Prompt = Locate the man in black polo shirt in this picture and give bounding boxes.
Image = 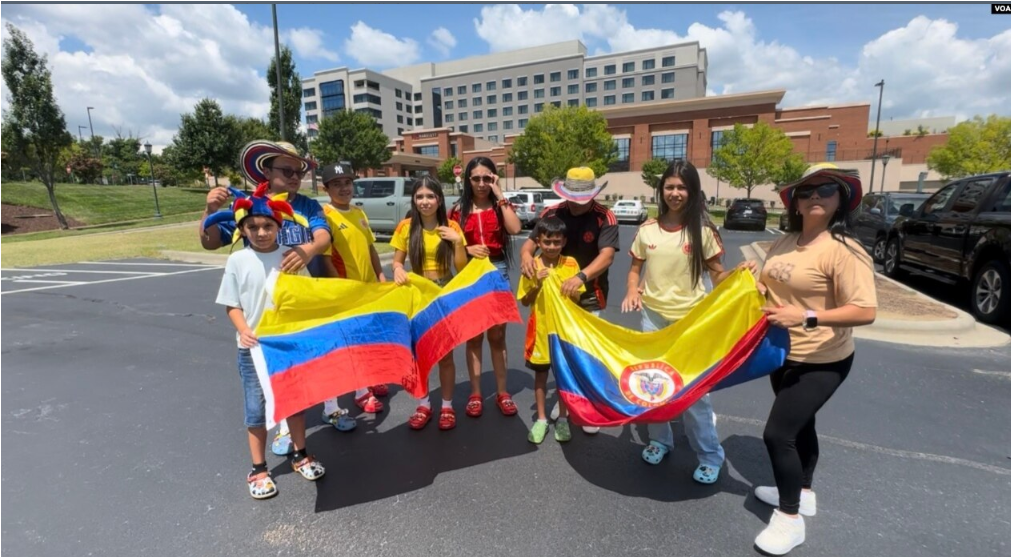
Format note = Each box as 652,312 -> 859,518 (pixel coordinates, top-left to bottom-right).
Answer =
519,167 -> 619,433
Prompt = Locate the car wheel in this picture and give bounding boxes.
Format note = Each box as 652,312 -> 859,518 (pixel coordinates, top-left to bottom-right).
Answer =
883,237 -> 906,278
872,236 -> 887,263
971,260 -> 1008,326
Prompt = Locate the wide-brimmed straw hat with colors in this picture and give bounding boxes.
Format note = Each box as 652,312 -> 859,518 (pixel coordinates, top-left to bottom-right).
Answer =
777,162 -> 863,212
552,167 -> 608,205
239,140 -> 317,184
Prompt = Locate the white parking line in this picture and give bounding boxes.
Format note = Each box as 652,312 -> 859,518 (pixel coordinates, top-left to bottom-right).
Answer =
77,261 -> 219,268
767,228 -> 785,235
1,268 -> 161,275
1,267 -> 220,295
6,279 -> 84,285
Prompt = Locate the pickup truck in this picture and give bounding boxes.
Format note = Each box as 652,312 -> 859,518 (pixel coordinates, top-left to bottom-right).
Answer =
328,177 -> 459,235
883,171 -> 1010,325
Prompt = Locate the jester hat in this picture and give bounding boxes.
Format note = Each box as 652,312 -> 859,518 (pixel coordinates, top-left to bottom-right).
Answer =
202,186 -> 309,244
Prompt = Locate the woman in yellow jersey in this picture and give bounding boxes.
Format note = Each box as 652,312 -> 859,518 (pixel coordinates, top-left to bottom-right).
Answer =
391,176 -> 468,431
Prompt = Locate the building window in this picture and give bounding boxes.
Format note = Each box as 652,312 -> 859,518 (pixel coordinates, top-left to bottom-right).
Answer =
396,115 -> 403,124
550,86 -> 561,97
308,129 -> 318,139
444,100 -> 453,110
585,97 -> 598,108
407,117 -> 413,125
488,122 -> 498,131
622,77 -> 635,88
472,83 -> 482,93
517,76 -> 528,87
604,64 -> 616,75
662,72 -> 675,84
518,90 -> 529,101
622,93 -> 634,103
320,79 -> 346,118
457,99 -> 467,108
416,119 -> 423,126
652,133 -> 688,162
711,130 -> 726,161
550,71 -> 561,82
443,87 -> 453,97
457,85 -> 467,95
472,97 -> 482,107
519,118 -> 528,129
303,88 -> 315,97
610,137 -> 630,172
473,110 -> 482,120
502,78 -> 512,89
643,59 -> 656,70
567,69 -> 579,80
551,100 -> 561,108
487,108 -> 497,118
662,55 -> 676,67
459,125 -> 468,133
518,105 -> 529,115
445,114 -> 454,123
414,145 -> 439,157
352,93 -> 382,104
367,81 -> 380,91
488,135 -> 498,143
586,67 -> 598,78
415,105 -> 423,113
534,73 -> 545,84
306,114 -> 318,124
474,123 -> 483,133
604,95 -> 616,106
395,89 -> 402,98
354,80 -> 365,88
585,82 -> 598,93
397,127 -> 404,136
503,120 -> 513,130
604,80 -> 616,91
459,112 -> 467,121
304,101 -> 317,111
661,88 -> 675,99
502,92 -> 513,103
534,88 -> 545,99
622,61 -> 635,73
503,106 -> 513,116
642,75 -> 655,86
354,107 -> 382,119
567,84 -> 579,95
534,103 -> 544,113
486,81 -> 496,91
414,92 -> 421,101
396,101 -> 403,111
826,141 -> 837,162
450,142 -> 457,157
487,95 -> 496,105
567,99 -> 579,107
641,91 -> 655,102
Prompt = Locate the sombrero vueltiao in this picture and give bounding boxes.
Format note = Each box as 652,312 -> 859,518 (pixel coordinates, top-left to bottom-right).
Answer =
552,167 -> 608,205
777,162 -> 863,212
239,140 -> 317,184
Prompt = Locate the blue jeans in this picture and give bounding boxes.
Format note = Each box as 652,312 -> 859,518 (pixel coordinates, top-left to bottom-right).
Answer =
641,305 -> 725,469
237,348 -> 267,428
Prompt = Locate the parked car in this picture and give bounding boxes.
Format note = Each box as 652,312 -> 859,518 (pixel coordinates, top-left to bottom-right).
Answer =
612,200 -> 648,224
883,171 -> 1010,325
724,199 -> 768,231
326,177 -> 460,235
778,211 -> 791,232
506,191 -> 544,228
853,192 -> 931,262
524,189 -> 566,210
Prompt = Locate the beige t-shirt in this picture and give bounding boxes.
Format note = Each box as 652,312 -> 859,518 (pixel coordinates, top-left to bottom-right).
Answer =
630,222 -> 724,321
760,233 -> 877,363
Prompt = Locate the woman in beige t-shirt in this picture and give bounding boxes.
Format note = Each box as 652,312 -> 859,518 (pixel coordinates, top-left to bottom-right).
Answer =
752,164 -> 877,556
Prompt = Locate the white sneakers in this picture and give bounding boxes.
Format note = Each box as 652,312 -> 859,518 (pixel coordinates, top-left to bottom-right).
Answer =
754,485 -> 817,516
754,510 -> 805,556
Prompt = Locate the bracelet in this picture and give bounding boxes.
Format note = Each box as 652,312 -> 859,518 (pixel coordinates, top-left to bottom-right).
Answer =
497,198 -> 511,209
576,271 -> 588,284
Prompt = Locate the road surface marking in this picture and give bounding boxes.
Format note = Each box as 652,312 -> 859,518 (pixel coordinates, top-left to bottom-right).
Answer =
77,261 -> 220,268
1,268 -> 161,275
0,267 -> 220,295
972,368 -> 1010,378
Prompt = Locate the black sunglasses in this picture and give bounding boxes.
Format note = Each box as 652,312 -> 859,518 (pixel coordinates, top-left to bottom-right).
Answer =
795,183 -> 839,200
268,165 -> 307,179
469,174 -> 497,185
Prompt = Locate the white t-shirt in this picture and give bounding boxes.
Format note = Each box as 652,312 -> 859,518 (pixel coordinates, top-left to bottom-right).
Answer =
215,246 -> 307,347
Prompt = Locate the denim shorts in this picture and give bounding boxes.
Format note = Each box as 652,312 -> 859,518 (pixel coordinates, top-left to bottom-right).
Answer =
237,348 -> 267,428
490,257 -> 510,282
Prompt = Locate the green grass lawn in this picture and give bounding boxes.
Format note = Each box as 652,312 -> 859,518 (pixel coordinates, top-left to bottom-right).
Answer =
2,182 -> 208,225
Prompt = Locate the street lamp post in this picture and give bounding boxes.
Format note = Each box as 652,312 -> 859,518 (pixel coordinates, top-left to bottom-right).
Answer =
271,4 -> 286,141
86,106 -> 98,157
77,125 -> 87,142
869,80 -> 884,193
880,154 -> 891,193
143,142 -> 162,218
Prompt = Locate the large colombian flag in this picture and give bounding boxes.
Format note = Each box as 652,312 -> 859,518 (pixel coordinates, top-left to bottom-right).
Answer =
545,269 -> 789,427
251,259 -> 520,428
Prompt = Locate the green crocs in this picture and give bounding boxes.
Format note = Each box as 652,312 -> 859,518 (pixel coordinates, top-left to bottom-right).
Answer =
554,419 -> 572,442
528,420 -> 549,444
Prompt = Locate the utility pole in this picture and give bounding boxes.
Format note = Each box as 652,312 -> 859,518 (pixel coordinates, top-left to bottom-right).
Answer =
272,4 -> 286,141
869,80 -> 884,193
86,106 -> 98,157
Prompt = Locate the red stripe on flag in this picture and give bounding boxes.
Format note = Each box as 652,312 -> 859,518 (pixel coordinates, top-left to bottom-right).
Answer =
414,291 -> 520,373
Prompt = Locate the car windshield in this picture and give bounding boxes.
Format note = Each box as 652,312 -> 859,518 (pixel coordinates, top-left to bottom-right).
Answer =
887,196 -> 927,215
615,201 -> 635,207
540,191 -> 562,200
734,200 -> 765,210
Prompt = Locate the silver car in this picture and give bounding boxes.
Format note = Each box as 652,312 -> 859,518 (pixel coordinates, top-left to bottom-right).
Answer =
612,200 -> 648,224
506,192 -> 544,228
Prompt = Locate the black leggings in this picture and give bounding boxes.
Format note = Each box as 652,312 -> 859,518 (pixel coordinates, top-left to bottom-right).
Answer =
762,353 -> 854,515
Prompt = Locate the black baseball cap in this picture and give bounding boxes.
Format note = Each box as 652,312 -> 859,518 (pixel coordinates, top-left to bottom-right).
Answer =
321,161 -> 356,184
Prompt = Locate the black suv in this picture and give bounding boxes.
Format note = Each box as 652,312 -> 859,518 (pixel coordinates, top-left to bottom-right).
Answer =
724,199 -> 768,231
884,172 -> 1010,325
854,192 -> 931,262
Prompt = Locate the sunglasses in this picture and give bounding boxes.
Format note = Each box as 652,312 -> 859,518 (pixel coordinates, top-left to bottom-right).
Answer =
268,165 -> 307,179
795,183 -> 839,200
469,175 -> 497,185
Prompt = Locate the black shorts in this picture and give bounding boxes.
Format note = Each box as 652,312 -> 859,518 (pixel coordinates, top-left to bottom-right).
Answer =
526,361 -> 551,373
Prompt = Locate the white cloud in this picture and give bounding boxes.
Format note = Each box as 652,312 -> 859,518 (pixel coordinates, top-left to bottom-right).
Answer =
0,5 -> 333,150
344,21 -> 419,68
428,27 -> 456,57
472,5 -> 1010,121
286,28 -> 339,62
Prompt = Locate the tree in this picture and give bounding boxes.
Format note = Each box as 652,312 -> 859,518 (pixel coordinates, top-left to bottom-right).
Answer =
437,156 -> 462,184
776,154 -> 808,186
641,158 -> 669,189
926,115 -> 1011,179
507,105 -> 616,186
60,142 -> 104,183
2,24 -> 74,228
706,122 -> 798,199
309,110 -> 390,171
267,46 -> 305,150
169,98 -> 240,187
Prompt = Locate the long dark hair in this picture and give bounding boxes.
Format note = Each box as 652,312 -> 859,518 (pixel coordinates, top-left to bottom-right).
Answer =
656,160 -> 718,289
408,176 -> 453,275
455,156 -> 513,269
787,182 -> 856,244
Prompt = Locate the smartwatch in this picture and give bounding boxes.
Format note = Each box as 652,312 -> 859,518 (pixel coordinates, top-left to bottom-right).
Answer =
803,310 -> 818,330
576,271 -> 588,284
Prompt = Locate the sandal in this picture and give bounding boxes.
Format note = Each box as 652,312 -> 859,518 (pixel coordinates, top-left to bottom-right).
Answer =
465,394 -> 483,418
355,392 -> 384,413
693,464 -> 721,485
370,384 -> 390,397
496,392 -> 518,416
438,407 -> 456,430
408,406 -> 432,430
322,409 -> 357,432
642,441 -> 670,465
271,429 -> 293,456
291,455 -> 325,481
247,471 -> 278,500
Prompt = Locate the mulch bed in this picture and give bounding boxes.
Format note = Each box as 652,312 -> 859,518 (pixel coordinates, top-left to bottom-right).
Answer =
2,203 -> 86,235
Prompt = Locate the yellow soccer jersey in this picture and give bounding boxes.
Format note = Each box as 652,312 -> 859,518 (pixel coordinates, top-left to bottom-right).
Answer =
324,204 -> 377,282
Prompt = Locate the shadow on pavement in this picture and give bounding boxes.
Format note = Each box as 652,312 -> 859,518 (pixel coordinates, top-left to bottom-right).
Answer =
722,434 -> 778,522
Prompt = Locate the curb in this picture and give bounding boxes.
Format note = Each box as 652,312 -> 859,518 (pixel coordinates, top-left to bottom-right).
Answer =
159,250 -> 396,267
747,241 -> 1009,348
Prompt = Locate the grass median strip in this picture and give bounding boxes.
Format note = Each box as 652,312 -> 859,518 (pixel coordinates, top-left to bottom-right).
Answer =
2,182 -> 209,225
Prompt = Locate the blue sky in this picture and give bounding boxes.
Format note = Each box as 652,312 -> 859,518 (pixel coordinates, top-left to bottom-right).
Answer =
1,3 -> 1008,148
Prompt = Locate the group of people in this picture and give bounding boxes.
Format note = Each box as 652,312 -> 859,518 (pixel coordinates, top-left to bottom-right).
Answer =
201,139 -> 877,556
